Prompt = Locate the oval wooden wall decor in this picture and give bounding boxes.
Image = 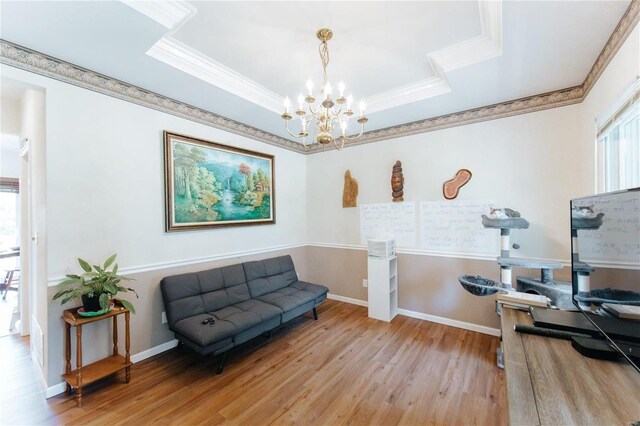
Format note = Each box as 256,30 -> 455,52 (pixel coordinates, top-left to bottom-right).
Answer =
443,169 -> 472,200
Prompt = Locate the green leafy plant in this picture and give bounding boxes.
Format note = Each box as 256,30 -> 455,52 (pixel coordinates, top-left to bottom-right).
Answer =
52,254 -> 138,314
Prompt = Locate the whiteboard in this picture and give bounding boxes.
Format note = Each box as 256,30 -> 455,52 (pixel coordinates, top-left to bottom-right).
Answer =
577,191 -> 640,265
419,200 -> 499,255
360,202 -> 417,247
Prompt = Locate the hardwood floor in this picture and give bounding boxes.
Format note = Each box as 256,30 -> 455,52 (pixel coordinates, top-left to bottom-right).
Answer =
2,300 -> 506,425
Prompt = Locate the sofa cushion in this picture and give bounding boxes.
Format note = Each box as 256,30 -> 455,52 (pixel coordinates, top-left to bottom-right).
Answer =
197,264 -> 251,312
212,299 -> 282,333
173,299 -> 281,347
290,281 -> 329,301
161,273 -> 206,329
256,287 -> 317,313
160,263 -> 250,330
173,313 -> 237,347
243,255 -> 298,298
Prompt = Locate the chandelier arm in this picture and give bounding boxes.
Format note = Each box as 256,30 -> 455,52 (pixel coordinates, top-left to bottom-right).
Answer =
334,136 -> 345,151
340,124 -> 366,141
284,120 -> 305,140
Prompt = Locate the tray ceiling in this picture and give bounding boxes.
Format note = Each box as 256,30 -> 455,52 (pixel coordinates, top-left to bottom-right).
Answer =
0,0 -> 631,144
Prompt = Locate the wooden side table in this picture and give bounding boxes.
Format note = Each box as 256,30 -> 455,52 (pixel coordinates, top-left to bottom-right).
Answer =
62,303 -> 132,407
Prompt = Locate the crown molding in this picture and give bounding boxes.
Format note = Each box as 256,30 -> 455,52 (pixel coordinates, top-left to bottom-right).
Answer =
364,74 -> 451,115
147,36 -> 283,114
365,0 -> 502,114
428,0 -> 502,74
120,0 -> 195,30
0,40 -> 305,154
0,0 -> 636,156
582,0 -> 640,99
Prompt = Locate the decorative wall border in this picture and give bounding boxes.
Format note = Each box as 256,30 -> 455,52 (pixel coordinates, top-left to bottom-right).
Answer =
306,85 -> 584,153
0,40 -> 306,154
0,0 -> 637,155
582,0 -> 640,99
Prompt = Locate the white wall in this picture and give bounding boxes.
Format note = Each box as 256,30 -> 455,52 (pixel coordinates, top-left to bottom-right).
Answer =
308,104 -> 584,261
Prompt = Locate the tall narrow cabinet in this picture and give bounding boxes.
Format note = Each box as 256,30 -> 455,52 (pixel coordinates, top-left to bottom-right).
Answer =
367,239 -> 398,322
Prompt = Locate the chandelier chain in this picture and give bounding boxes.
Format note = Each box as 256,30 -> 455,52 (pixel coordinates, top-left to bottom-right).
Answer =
319,40 -> 330,86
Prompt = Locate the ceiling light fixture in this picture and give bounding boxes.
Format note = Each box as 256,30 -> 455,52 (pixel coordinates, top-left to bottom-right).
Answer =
281,28 -> 368,150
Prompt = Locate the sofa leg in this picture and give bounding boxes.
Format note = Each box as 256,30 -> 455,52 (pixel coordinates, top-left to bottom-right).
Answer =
216,352 -> 227,375
313,307 -> 318,321
267,329 -> 272,339
177,340 -> 183,348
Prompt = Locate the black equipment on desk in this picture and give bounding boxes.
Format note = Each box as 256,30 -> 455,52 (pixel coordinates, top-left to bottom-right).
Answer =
562,188 -> 640,372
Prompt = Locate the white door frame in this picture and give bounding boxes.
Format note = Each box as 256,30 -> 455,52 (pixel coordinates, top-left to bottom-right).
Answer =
18,138 -> 31,336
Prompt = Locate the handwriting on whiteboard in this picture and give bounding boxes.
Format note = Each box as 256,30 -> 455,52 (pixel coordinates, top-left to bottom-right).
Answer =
360,202 -> 417,247
577,191 -> 640,265
420,200 -> 498,255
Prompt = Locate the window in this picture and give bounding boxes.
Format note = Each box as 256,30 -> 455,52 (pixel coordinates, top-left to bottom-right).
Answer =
596,79 -> 640,192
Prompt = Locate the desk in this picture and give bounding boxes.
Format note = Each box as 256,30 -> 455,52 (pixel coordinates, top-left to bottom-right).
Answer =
500,307 -> 640,425
62,303 -> 132,407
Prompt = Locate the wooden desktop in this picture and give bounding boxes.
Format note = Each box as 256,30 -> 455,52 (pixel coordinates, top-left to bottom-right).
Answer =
500,306 -> 640,425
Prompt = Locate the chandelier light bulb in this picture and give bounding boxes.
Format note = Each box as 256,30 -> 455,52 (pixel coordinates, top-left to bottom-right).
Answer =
284,96 -> 290,112
306,79 -> 313,95
359,100 -> 366,116
338,81 -> 345,97
297,94 -> 304,109
340,120 -> 348,134
324,82 -> 332,98
347,94 -> 353,109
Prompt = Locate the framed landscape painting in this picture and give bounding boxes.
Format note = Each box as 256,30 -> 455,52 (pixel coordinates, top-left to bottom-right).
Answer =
164,131 -> 275,231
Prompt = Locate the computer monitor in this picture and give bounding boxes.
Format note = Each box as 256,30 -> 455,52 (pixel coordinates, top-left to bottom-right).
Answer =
570,187 -> 640,372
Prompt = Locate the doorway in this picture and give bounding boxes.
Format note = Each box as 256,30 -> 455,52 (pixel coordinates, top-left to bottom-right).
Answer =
0,134 -> 22,337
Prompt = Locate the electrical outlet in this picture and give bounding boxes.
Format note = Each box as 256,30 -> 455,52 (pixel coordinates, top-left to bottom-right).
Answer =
161,312 -> 167,324
362,279 -> 368,287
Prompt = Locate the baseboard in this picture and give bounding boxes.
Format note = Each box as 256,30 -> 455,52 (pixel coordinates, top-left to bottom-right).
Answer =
46,382 -> 67,399
45,338 -> 180,398
130,339 -> 179,363
328,293 -> 500,337
327,293 -> 368,307
396,308 -> 501,336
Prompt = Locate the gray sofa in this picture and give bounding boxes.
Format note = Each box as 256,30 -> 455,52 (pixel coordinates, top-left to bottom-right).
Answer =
160,255 -> 328,373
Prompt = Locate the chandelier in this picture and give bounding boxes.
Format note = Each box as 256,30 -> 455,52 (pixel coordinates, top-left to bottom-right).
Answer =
281,28 -> 368,150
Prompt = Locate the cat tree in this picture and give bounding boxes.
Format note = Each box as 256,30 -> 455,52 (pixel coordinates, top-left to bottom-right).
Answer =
459,208 -> 602,309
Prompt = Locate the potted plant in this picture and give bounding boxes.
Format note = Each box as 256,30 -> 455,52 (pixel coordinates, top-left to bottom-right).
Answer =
53,253 -> 138,314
